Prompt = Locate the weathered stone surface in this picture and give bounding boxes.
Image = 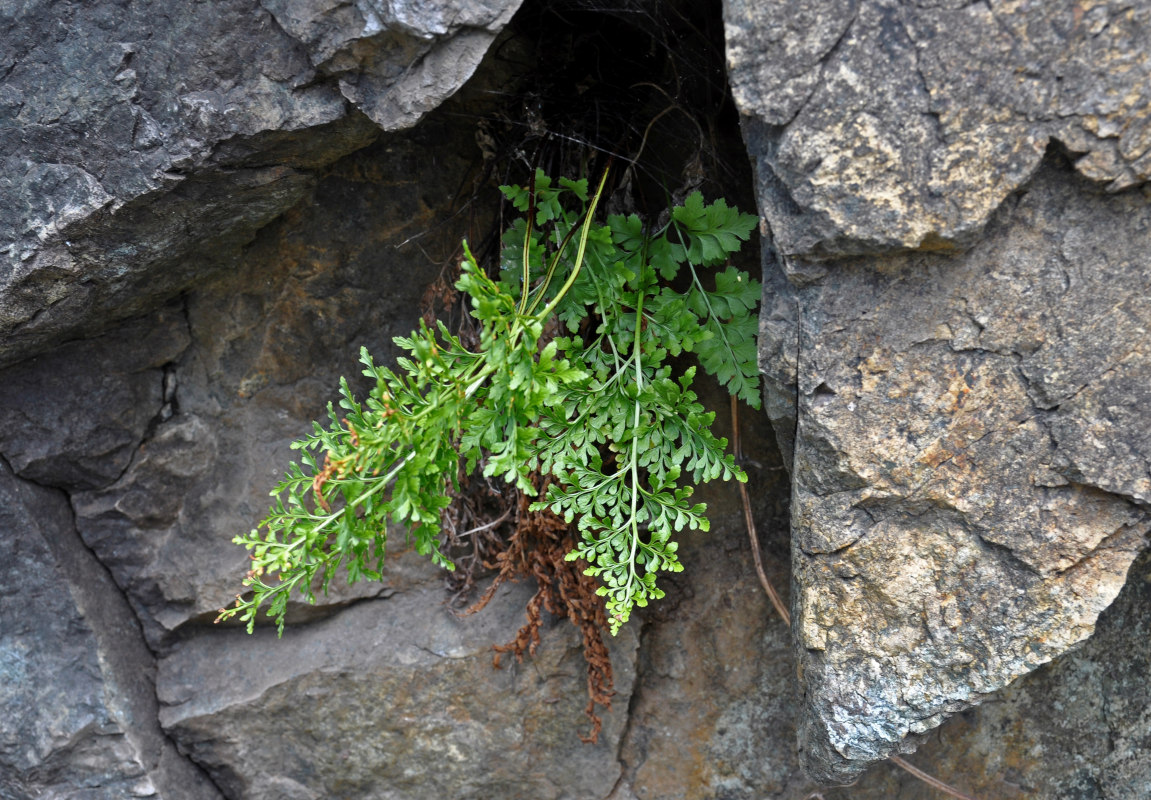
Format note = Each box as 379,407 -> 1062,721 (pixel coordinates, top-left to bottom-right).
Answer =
730,0 -> 1151,783
159,579 -> 637,800
760,156 -> 1151,783
727,0 -> 1151,259
824,546 -> 1151,799
756,234 -> 801,464
0,0 -> 519,366
69,115 -> 493,648
0,460 -> 222,800
0,304 -> 189,491
261,0 -> 523,130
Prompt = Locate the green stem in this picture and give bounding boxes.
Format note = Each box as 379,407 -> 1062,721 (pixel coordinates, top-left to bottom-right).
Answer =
518,180 -> 536,315
463,362 -> 498,399
534,167 -> 610,323
525,216 -> 583,317
300,452 -> 414,539
672,218 -> 740,366
619,264 -> 647,619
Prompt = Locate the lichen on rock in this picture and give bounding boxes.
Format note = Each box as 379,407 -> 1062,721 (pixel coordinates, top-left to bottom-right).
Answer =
729,0 -> 1151,783
729,0 -> 1151,260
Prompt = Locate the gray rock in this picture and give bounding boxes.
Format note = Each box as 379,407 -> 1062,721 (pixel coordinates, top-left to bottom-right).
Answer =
0,304 -> 189,492
822,545 -> 1151,799
0,0 -> 519,366
761,156 -> 1151,783
730,0 -> 1151,783
755,230 -> 801,465
70,112 -> 504,649
261,0 -> 523,130
158,580 -> 638,800
0,459 -> 222,800
959,547 -> 1151,799
727,0 -> 1151,259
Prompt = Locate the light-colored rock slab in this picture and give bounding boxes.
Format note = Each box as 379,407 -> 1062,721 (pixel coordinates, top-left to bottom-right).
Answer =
729,0 -> 1151,780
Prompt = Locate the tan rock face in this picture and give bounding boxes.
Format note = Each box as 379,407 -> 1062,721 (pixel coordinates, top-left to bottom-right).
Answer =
729,0 -> 1151,782
766,157 -> 1151,782
727,0 -> 1151,259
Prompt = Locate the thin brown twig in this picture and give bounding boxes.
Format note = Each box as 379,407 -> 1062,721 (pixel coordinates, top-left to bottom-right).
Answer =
888,756 -> 981,800
739,474 -> 789,623
457,504 -> 515,539
731,395 -> 790,625
730,395 -> 981,800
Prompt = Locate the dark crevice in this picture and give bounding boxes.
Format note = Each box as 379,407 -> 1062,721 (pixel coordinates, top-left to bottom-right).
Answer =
107,307 -> 195,490
141,359 -> 182,443
0,453 -> 229,800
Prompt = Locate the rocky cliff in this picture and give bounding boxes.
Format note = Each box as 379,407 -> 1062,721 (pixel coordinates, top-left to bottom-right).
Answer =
1,1 -> 1149,798
727,0 -> 1151,786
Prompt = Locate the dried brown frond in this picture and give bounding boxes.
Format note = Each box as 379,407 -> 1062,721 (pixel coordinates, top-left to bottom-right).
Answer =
455,477 -> 615,744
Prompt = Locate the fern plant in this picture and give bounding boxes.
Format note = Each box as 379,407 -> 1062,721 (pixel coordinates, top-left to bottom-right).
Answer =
217,169 -> 760,635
